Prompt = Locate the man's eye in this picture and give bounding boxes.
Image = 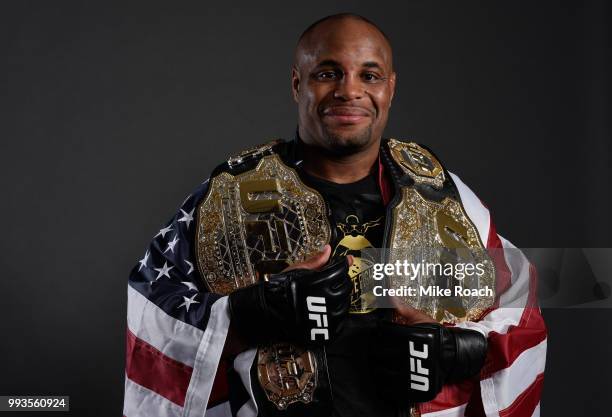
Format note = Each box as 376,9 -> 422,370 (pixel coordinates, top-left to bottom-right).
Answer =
363,73 -> 382,82
316,71 -> 339,80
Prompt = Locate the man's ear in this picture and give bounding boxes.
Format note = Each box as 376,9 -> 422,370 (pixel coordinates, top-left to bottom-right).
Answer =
389,72 -> 397,106
291,66 -> 300,103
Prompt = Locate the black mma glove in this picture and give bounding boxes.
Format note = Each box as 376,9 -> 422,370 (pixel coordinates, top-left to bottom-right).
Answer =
372,321 -> 487,405
228,258 -> 352,346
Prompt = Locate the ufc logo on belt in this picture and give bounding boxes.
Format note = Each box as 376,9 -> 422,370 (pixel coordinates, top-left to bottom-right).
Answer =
307,296 -> 329,341
409,341 -> 430,392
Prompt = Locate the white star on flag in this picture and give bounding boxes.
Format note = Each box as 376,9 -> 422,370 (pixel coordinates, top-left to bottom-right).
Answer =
181,281 -> 198,291
178,293 -> 199,312
178,208 -> 194,229
184,259 -> 194,275
155,225 -> 173,238
154,262 -> 174,281
164,235 -> 179,254
138,250 -> 150,271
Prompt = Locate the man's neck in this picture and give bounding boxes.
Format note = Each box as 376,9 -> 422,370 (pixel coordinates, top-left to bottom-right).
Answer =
299,138 -> 381,184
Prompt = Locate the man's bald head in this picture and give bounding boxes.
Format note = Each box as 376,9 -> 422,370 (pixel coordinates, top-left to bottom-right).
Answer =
294,13 -> 393,70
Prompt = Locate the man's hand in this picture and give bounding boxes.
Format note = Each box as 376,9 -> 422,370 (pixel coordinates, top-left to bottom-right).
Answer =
371,321 -> 488,406
390,296 -> 438,326
283,244 -> 334,271
228,245 -> 352,346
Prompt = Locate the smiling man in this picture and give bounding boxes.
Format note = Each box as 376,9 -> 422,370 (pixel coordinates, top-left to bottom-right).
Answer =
124,14 -> 547,417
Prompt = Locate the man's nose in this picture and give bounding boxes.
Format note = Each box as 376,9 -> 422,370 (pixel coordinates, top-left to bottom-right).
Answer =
333,74 -> 364,101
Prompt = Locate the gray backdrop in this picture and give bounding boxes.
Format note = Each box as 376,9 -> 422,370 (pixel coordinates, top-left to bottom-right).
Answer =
1,1 -> 610,416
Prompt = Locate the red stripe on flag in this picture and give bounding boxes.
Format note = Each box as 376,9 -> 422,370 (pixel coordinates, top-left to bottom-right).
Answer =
126,329 -> 192,406
208,359 -> 230,408
499,373 -> 544,417
483,323 -> 546,378
482,265 -> 547,377
418,378 -> 475,414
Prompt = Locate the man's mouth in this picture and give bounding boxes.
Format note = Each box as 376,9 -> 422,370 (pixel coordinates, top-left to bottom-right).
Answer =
321,106 -> 372,124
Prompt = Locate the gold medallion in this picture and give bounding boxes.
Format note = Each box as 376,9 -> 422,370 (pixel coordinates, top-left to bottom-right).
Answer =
257,344 -> 318,410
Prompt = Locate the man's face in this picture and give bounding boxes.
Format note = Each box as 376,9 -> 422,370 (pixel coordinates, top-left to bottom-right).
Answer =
292,19 -> 396,155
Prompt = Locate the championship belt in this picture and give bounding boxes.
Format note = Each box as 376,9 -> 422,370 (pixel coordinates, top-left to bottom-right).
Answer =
385,139 -> 496,324
195,142 -> 331,410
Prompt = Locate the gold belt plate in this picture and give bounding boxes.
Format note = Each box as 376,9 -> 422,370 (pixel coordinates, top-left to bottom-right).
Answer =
387,187 -> 496,323
195,154 -> 330,294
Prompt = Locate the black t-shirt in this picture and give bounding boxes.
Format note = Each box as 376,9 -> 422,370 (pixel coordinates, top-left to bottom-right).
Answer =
298,168 -> 385,311
298,168 -> 396,417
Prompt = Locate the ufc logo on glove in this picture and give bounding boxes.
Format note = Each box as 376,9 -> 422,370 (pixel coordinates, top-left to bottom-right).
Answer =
409,341 -> 430,391
307,296 -> 329,341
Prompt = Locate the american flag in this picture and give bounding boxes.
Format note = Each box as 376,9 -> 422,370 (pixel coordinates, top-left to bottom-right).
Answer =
124,170 -> 547,417
124,178 -> 237,417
